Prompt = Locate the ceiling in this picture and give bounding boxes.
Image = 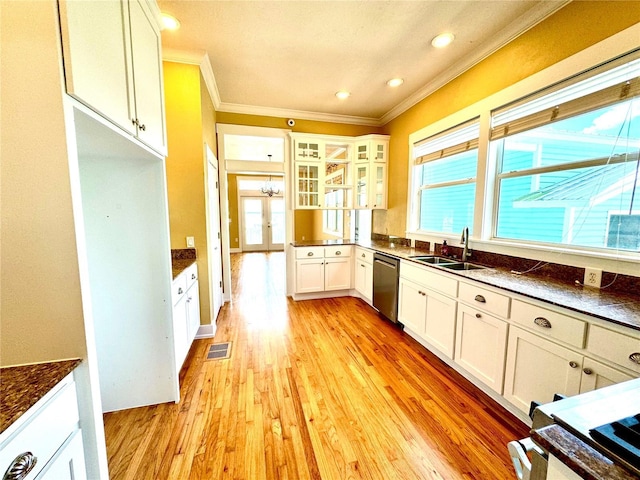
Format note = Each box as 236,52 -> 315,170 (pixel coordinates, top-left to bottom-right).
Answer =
158,0 -> 568,126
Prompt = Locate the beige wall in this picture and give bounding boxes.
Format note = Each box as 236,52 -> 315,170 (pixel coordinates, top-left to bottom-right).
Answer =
163,61 -> 214,326
377,1 -> 640,237
1,0 -> 87,365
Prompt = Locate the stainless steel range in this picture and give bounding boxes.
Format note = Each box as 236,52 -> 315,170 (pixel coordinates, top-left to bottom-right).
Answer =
509,378 -> 640,479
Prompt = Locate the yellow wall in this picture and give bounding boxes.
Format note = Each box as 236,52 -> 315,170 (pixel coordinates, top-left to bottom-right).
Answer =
377,1 -> 640,236
227,173 -> 240,248
163,61 -> 214,326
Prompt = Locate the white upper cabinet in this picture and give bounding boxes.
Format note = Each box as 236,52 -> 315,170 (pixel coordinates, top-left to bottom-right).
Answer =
59,0 -> 166,155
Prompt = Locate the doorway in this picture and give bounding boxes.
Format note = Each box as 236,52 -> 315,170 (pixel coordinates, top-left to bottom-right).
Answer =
240,195 -> 285,252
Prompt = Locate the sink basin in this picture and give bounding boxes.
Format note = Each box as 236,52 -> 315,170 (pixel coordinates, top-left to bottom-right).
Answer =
411,256 -> 458,265
439,262 -> 486,271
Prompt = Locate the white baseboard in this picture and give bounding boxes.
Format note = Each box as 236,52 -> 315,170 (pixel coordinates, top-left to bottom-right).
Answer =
230,248 -> 242,253
195,323 -> 216,339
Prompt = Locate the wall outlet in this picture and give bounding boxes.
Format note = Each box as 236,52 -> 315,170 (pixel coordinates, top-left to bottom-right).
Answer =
186,236 -> 195,248
584,267 -> 602,288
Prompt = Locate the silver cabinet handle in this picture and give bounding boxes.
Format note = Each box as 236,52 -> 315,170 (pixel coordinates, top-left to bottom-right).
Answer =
360,264 -> 365,267
3,452 -> 37,480
307,252 -> 314,256
569,361 -> 579,368
336,251 -> 341,255
178,287 -> 184,294
534,317 -> 552,328
191,274 -> 196,280
361,253 -> 366,258
474,294 -> 486,303
583,368 -> 593,375
475,313 -> 481,318
629,352 -> 640,365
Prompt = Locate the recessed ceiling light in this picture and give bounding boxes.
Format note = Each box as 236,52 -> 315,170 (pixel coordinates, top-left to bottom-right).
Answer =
387,78 -> 404,88
431,33 -> 455,48
161,13 -> 181,31
335,91 -> 351,100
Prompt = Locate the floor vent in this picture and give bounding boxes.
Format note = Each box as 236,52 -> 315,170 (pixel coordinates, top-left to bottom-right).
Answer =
207,342 -> 231,360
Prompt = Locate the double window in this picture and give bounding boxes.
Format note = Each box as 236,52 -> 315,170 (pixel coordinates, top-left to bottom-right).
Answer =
409,50 -> 640,255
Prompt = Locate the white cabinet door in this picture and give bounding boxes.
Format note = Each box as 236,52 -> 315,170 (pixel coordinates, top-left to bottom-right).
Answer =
128,0 -> 166,153
295,259 -> 325,293
504,326 -> 582,415
424,288 -> 457,359
355,260 -> 373,301
294,163 -> 323,208
324,257 -> 351,291
58,0 -> 133,135
455,304 -> 508,393
186,280 -> 200,343
370,163 -> 387,209
398,278 -> 427,335
294,139 -> 324,161
173,295 -> 189,371
37,429 -> 87,480
579,357 -> 635,393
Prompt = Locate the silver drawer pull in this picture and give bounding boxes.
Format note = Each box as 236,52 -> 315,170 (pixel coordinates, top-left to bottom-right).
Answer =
569,361 -> 579,369
475,313 -> 481,318
534,317 -> 552,328
583,368 -> 593,375
178,287 -> 184,295
629,352 -> 640,365
191,274 -> 196,280
3,452 -> 37,480
361,253 -> 366,258
307,252 -> 314,256
474,294 -> 486,303
336,251 -> 341,255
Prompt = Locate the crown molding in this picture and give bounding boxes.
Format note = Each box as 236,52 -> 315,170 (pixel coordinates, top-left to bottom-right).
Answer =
216,102 -> 381,127
378,0 -> 571,125
162,48 -> 221,110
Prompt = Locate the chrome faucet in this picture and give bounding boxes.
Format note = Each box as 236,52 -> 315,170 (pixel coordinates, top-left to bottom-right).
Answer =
461,227 -> 471,260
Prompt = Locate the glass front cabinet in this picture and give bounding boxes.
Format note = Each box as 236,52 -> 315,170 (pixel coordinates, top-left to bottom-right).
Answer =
291,133 -> 388,210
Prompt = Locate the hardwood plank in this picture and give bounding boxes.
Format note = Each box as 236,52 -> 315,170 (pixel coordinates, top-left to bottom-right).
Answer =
104,252 -> 529,479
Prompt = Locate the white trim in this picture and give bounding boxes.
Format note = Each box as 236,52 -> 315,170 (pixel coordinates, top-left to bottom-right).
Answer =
195,323 -> 216,339
230,247 -> 242,254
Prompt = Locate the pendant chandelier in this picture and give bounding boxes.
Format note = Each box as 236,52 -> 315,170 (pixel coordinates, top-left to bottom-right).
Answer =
261,156 -> 280,196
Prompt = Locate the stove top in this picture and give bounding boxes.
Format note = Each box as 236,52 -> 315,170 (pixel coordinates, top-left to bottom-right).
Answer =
590,414 -> 640,469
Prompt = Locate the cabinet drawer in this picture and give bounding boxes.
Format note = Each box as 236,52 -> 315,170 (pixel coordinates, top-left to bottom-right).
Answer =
184,263 -> 198,288
325,245 -> 352,258
295,246 -> 324,259
355,247 -> 373,264
0,378 -> 79,480
587,325 -> 640,374
458,282 -> 510,318
172,274 -> 187,305
400,261 -> 458,297
511,299 -> 586,348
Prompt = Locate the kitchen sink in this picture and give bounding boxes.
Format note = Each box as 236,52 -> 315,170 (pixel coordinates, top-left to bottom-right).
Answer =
439,262 -> 486,271
411,256 -> 458,265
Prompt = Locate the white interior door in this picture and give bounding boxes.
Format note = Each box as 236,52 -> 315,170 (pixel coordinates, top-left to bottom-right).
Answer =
241,196 -> 284,252
206,146 -> 223,323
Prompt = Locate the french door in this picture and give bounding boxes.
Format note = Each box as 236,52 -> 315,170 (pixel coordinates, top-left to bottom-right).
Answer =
240,196 -> 284,252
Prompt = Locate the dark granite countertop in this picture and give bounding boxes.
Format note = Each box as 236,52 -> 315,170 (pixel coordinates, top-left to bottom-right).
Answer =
172,258 -> 197,279
291,239 -> 640,331
0,359 -> 81,435
533,424 -> 639,480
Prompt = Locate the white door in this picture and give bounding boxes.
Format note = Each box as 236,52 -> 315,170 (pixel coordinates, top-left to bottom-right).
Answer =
240,196 -> 284,252
206,146 -> 223,323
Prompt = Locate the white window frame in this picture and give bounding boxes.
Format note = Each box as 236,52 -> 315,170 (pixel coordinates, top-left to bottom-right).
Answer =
405,25 -> 640,276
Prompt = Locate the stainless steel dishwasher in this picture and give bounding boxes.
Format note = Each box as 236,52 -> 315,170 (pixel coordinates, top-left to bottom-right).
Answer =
372,252 -> 400,323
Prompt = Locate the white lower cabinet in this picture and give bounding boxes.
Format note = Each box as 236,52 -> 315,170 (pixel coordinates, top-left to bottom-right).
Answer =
294,246 -> 352,294
172,263 -> 200,373
0,374 -> 86,480
579,356 -> 634,393
503,326 -> 583,415
398,274 -> 457,359
455,304 -> 508,394
354,247 -> 373,302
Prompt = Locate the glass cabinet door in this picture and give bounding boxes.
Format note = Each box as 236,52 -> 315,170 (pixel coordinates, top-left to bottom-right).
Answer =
296,163 -> 321,208
371,163 -> 387,209
355,164 -> 369,208
355,142 -> 369,163
295,140 -> 323,161
373,141 -> 387,162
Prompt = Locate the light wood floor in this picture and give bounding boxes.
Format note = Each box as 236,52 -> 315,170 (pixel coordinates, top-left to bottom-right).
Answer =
104,252 -> 528,479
